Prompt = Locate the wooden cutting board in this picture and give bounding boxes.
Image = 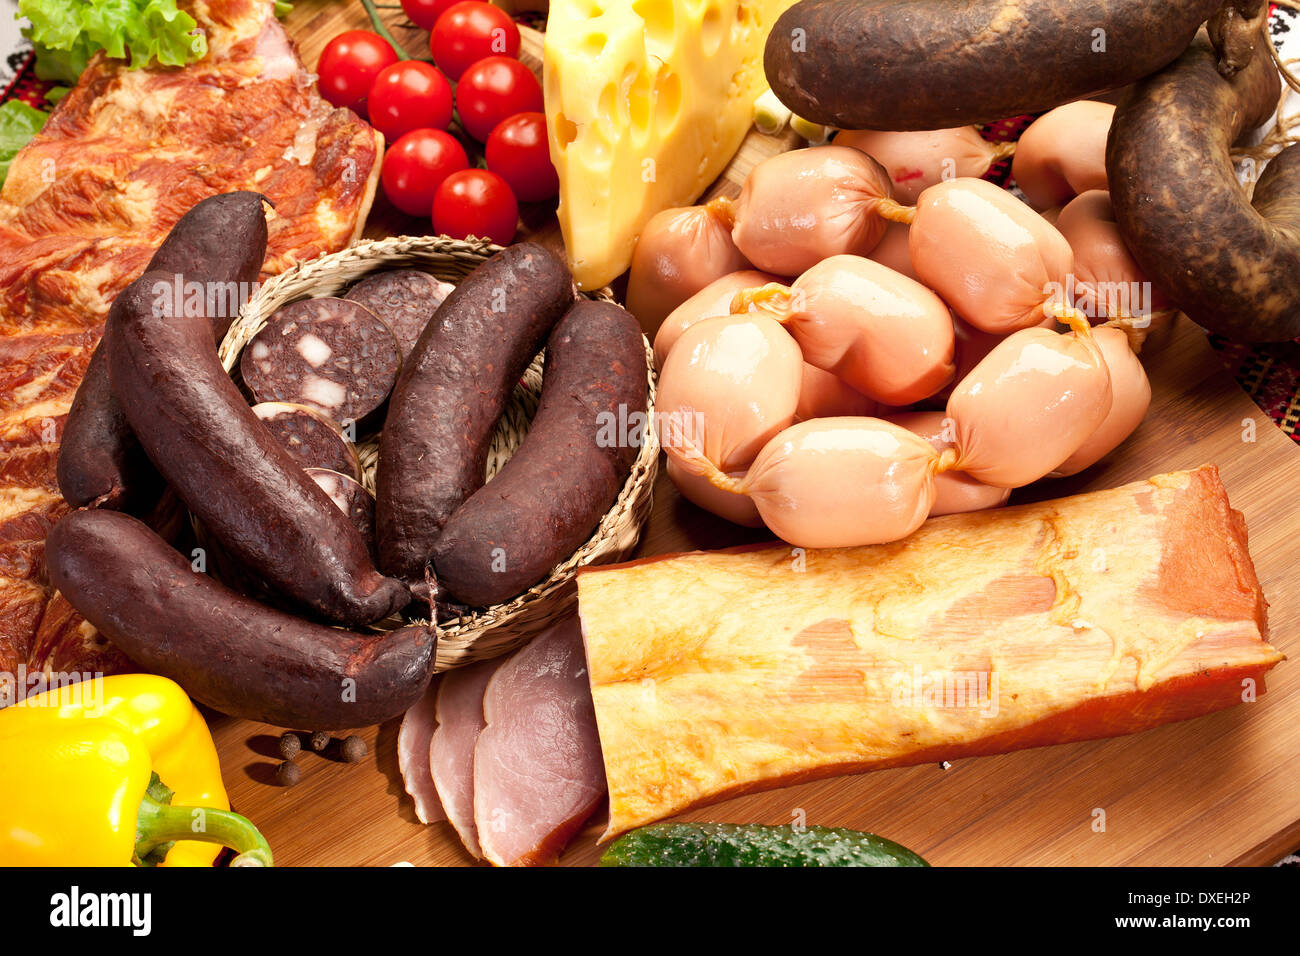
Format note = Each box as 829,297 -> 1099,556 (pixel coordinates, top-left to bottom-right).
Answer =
208,1 -> 1300,867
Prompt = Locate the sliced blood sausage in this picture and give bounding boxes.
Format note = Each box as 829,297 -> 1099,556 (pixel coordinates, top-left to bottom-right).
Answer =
107,271 -> 409,627
430,299 -> 647,607
46,509 -> 436,730
307,467 -> 376,560
376,243 -> 575,587
241,297 -> 402,427
58,191 -> 268,512
253,402 -> 361,480
344,268 -> 454,360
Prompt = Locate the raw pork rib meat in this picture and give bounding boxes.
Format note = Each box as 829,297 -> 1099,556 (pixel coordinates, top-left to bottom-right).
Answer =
0,0 -> 382,680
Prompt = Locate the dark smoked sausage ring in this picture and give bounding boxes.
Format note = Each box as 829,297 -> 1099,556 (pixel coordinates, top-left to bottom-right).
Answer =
1107,30 -> 1299,342
57,192 -> 269,512
763,0 -> 1223,130
107,271 -> 409,627
47,509 -> 435,730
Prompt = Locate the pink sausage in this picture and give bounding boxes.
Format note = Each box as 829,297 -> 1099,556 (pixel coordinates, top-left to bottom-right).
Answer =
665,457 -> 763,528
935,313 -> 1059,404
946,322 -> 1112,488
1050,326 -> 1151,477
796,364 -> 878,422
720,418 -> 940,549
656,314 -> 803,474
886,411 -> 1011,516
735,255 -> 955,406
1012,101 -> 1114,211
626,198 -> 750,338
866,221 -> 919,281
911,178 -> 1076,335
731,146 -> 898,276
653,269 -> 779,367
1055,190 -> 1174,333
836,126 -> 1015,205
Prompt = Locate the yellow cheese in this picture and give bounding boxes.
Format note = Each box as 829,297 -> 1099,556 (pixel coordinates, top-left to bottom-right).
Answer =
543,0 -> 795,289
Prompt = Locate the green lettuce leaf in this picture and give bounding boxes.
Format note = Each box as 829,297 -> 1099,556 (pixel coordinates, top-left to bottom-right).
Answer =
18,0 -> 208,85
0,100 -> 50,185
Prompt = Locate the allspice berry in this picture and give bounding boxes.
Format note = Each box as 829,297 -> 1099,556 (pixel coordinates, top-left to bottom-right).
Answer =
276,760 -> 301,787
278,732 -> 301,760
341,735 -> 367,764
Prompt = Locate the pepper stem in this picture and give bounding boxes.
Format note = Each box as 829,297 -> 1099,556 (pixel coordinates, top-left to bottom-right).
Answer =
135,790 -> 274,868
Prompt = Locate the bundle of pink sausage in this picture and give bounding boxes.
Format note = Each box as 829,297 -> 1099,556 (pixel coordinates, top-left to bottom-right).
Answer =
633,102 -> 1169,549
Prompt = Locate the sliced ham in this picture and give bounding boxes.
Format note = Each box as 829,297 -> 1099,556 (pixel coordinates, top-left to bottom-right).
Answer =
474,617 -> 606,866
397,681 -> 445,824
429,658 -> 504,859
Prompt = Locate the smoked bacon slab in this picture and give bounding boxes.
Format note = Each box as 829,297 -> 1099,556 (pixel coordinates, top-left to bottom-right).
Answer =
576,466 -> 1284,838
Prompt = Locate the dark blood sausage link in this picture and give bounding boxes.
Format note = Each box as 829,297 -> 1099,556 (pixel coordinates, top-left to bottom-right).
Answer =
1107,29 -> 1297,341
763,0 -> 1224,130
241,297 -> 402,427
376,242 -> 575,586
46,510 -> 435,730
107,271 -> 410,627
430,300 -> 646,607
307,467 -> 377,561
57,191 -> 268,511
344,269 -> 454,360
253,402 -> 362,480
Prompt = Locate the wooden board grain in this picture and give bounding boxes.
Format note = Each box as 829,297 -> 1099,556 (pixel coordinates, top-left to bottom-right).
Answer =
207,1 -> 1300,867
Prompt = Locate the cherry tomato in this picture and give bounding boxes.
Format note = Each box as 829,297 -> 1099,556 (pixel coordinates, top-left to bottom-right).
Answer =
433,169 -> 519,245
400,0 -> 472,31
485,112 -> 558,202
317,30 -> 399,113
455,57 -> 543,143
382,129 -> 470,217
368,61 -> 454,142
430,2 -> 521,81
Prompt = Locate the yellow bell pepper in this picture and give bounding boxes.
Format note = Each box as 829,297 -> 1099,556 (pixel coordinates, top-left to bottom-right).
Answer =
0,674 -> 271,867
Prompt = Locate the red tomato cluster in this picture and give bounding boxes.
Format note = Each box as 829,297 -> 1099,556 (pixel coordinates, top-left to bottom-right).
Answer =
315,3 -> 559,247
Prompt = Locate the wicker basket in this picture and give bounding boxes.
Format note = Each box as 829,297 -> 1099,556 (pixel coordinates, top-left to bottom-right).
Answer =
218,235 -> 659,671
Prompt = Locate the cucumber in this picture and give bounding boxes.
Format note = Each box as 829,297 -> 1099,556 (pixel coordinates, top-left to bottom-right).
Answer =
598,823 -> 930,868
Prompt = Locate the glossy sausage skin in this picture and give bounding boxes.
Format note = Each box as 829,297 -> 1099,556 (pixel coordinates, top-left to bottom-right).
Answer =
731,146 -> 893,275
107,272 -> 408,627
47,509 -> 436,730
947,326 -> 1112,487
1012,102 -> 1114,210
887,411 -> 1010,516
764,0 -> 1223,130
429,301 -> 646,607
625,199 -> 749,337
752,255 -> 955,405
657,313 -> 803,473
376,243 -> 575,586
911,178 -> 1075,334
653,269 -> 779,366
57,191 -> 268,511
1050,326 -> 1151,476
739,418 -> 938,548
836,126 -> 1008,204
1108,31 -> 1298,341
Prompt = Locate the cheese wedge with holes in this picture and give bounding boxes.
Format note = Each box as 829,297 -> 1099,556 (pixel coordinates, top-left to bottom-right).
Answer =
543,0 -> 795,289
